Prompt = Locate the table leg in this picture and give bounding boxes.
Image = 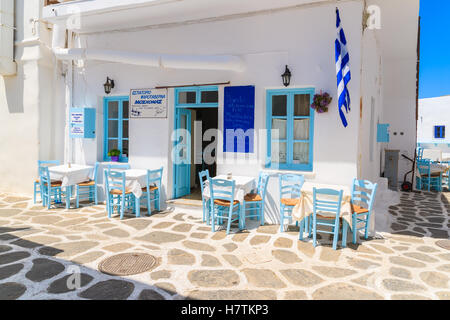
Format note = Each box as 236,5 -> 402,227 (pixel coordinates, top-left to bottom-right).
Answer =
135,196 -> 140,218
238,204 -> 244,231
66,186 -> 71,209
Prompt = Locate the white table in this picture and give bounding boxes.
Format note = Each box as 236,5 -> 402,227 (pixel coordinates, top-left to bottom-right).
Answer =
48,164 -> 93,209
104,168 -> 147,217
203,175 -> 256,230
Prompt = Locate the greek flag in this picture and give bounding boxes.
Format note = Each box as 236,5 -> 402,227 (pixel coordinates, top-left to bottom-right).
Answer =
335,8 -> 351,127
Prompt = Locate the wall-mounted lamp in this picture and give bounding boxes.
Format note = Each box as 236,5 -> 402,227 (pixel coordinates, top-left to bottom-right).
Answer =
281,65 -> 292,87
103,77 -> 115,95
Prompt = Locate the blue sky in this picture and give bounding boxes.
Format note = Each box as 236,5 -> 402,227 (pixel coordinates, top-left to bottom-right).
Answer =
419,0 -> 450,98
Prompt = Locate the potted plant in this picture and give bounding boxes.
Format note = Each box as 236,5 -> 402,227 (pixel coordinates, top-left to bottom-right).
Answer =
108,149 -> 121,162
311,91 -> 333,113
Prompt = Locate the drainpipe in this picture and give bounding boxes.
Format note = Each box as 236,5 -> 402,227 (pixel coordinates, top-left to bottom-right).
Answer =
52,24 -> 73,164
52,47 -> 245,72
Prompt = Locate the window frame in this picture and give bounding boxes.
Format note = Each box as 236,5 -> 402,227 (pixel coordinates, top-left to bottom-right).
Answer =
266,88 -> 315,171
174,86 -> 219,109
103,96 -> 129,163
434,125 -> 445,139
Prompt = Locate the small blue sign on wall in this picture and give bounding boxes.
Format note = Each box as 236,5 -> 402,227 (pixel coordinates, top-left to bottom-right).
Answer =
223,86 -> 255,153
69,108 -> 96,139
377,123 -> 390,143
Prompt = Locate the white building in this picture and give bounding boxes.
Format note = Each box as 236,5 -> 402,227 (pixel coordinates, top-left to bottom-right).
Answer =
0,0 -> 420,223
417,96 -> 450,160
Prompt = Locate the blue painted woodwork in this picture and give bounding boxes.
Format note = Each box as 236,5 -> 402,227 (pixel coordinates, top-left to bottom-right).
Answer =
241,171 -> 270,228
103,96 -> 129,162
173,108 -> 191,199
223,86 -> 255,153
173,86 -> 218,199
347,179 -> 378,245
311,188 -> 343,250
434,125 -> 445,139
69,108 -> 96,139
75,162 -> 100,208
140,167 -> 163,215
198,169 -> 211,224
34,160 -> 61,204
266,88 -> 315,171
104,170 -> 134,220
208,177 -> 241,235
38,166 -> 67,209
416,159 -> 442,192
377,123 -> 390,143
279,173 -> 305,232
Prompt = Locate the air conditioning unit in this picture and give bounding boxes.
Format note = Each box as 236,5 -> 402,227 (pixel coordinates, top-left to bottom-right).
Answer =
0,0 -> 16,76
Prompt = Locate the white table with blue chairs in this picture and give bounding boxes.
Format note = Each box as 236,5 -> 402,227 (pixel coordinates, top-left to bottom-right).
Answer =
291,183 -> 354,246
202,175 -> 256,230
107,168 -> 148,217
48,164 -> 93,209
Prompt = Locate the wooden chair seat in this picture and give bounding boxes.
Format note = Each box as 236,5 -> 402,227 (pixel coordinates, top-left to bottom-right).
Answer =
110,188 -> 132,195
142,186 -> 158,192
42,181 -> 62,187
244,193 -> 262,202
351,204 -> 369,215
214,199 -> 239,207
78,180 -> 95,187
316,214 -> 337,220
281,198 -> 300,206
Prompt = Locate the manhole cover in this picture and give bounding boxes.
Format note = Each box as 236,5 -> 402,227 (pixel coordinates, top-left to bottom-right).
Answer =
436,240 -> 450,250
98,253 -> 158,276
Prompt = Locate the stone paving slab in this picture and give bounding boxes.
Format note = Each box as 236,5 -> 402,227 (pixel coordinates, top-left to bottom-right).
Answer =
0,191 -> 448,299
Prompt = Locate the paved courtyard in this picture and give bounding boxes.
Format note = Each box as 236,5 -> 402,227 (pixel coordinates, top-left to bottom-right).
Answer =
0,191 -> 449,300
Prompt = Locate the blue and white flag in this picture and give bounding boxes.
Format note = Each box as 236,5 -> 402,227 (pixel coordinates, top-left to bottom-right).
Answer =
335,8 -> 351,127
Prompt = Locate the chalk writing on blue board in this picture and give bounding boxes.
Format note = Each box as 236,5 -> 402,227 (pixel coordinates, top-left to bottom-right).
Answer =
223,86 -> 255,153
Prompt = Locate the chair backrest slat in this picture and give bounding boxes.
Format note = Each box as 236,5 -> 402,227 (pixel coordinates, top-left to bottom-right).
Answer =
105,170 -> 126,193
313,188 -> 343,216
256,171 -> 270,202
279,174 -> 305,200
198,169 -> 210,200
147,167 -> 163,189
351,178 -> 378,211
209,178 -> 235,202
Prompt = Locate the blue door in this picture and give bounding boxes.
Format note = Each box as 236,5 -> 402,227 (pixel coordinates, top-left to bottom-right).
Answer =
173,108 -> 191,198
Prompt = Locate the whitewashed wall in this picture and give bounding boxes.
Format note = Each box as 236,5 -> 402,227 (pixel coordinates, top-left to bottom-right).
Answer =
66,2 -> 364,219
418,96 -> 450,144
0,0 -> 56,194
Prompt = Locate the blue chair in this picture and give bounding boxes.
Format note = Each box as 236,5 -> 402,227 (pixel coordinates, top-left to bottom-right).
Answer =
198,169 -> 211,224
34,160 -> 60,203
38,166 -> 67,209
141,167 -> 163,216
344,179 -> 378,245
279,174 -> 305,232
310,188 -> 343,251
241,172 -> 270,229
416,159 -> 442,191
75,162 -> 100,208
104,170 -> 134,219
209,178 -> 241,235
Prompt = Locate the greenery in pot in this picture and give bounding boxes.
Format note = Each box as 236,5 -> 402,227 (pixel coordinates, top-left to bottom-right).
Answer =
107,149 -> 121,157
311,91 -> 333,113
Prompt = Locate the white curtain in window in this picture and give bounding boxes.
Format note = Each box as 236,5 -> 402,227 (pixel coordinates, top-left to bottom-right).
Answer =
293,142 -> 309,164
294,119 -> 309,140
272,119 -> 287,140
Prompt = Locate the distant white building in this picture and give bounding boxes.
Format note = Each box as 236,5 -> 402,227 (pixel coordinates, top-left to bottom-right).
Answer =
417,95 -> 450,160
0,0 -> 420,221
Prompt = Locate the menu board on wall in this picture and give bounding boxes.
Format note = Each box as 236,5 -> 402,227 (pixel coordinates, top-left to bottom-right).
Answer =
130,88 -> 168,118
223,85 -> 255,153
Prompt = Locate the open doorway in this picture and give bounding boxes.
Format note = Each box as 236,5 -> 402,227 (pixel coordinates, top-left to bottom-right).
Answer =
173,86 -> 219,200
184,107 -> 218,200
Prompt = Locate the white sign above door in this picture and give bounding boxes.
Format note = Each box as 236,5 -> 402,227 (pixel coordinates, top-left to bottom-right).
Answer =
130,88 -> 168,118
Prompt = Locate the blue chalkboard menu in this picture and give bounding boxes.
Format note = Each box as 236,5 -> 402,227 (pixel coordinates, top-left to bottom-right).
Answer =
223,86 -> 255,153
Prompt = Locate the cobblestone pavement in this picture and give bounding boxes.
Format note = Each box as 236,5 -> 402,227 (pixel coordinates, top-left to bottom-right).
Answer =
0,191 -> 449,300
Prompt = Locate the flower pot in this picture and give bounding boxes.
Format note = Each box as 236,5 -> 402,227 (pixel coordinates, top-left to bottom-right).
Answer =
111,156 -> 119,162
